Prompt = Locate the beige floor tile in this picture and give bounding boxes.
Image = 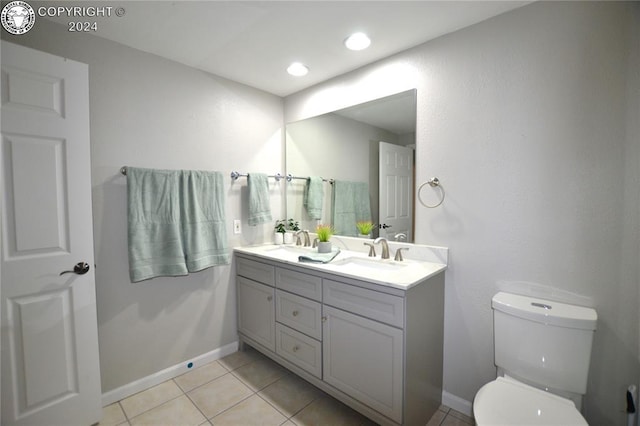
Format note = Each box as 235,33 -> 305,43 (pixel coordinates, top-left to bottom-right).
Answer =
211,394 -> 287,426
188,373 -> 254,419
438,404 -> 451,413
258,375 -> 322,418
120,380 -> 184,419
218,347 -> 263,371
426,409 -> 446,426
100,402 -> 127,425
175,361 -> 229,392
291,395 -> 371,426
232,357 -> 289,391
441,414 -> 473,426
129,394 -> 206,426
448,409 -> 474,425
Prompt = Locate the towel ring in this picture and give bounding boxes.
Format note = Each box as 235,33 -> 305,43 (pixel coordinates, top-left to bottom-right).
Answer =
417,177 -> 445,208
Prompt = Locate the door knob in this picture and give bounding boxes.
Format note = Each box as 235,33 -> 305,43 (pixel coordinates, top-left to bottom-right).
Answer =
379,223 -> 392,229
60,262 -> 90,276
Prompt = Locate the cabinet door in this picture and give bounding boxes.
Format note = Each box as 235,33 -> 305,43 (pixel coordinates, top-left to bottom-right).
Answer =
237,277 -> 275,351
323,306 -> 403,423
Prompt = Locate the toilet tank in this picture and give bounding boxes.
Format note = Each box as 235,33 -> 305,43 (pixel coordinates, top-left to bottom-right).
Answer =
492,292 -> 597,395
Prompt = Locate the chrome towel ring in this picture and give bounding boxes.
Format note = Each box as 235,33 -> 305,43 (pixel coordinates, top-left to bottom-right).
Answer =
417,177 -> 445,208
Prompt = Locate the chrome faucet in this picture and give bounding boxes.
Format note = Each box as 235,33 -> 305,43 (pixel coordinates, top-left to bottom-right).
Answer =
373,237 -> 390,259
394,247 -> 409,261
364,242 -> 376,257
295,230 -> 311,246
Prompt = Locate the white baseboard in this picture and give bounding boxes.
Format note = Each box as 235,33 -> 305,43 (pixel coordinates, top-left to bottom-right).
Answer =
101,341 -> 239,407
442,390 -> 473,418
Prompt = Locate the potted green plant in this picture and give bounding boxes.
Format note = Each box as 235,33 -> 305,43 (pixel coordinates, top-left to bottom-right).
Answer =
274,220 -> 286,244
356,220 -> 375,238
315,224 -> 334,253
285,218 -> 300,244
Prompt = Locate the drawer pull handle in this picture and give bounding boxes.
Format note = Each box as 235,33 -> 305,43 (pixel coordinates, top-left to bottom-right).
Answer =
292,345 -> 299,352
292,310 -> 299,317
267,295 -> 273,301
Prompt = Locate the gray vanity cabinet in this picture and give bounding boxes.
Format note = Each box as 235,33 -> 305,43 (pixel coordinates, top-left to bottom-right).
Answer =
235,252 -> 445,426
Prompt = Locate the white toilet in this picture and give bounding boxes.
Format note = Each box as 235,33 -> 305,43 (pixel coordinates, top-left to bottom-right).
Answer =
473,291 -> 597,425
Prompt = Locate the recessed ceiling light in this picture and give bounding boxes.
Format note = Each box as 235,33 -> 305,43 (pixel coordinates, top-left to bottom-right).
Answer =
344,32 -> 371,51
287,62 -> 309,76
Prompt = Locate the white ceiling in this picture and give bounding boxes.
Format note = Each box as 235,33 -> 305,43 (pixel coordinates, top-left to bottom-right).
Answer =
42,1 -> 530,97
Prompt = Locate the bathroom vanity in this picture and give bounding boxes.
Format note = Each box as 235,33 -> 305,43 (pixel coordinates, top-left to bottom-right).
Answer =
234,244 -> 446,426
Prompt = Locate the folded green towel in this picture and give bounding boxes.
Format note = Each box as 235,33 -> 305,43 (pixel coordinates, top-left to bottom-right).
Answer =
331,180 -> 372,236
127,167 -> 230,282
303,176 -> 323,219
248,173 -> 272,226
298,248 -> 341,264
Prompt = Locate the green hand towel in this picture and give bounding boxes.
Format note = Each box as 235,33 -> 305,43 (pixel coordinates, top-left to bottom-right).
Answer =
127,167 -> 188,282
298,248 -> 341,263
331,180 -> 372,236
248,173 -> 272,226
181,170 -> 231,272
303,176 -> 324,220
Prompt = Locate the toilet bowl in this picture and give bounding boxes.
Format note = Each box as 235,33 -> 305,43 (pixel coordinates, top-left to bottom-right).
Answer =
474,376 -> 587,426
473,292 -> 597,426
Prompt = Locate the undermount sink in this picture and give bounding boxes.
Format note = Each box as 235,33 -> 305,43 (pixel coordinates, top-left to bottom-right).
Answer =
332,256 -> 408,272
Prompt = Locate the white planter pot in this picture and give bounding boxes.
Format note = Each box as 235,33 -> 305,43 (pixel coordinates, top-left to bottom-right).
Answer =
284,232 -> 294,244
274,232 -> 284,245
317,241 -> 332,253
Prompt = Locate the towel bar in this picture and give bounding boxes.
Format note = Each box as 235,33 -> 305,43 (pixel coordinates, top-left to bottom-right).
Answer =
285,174 -> 334,184
230,171 -> 285,181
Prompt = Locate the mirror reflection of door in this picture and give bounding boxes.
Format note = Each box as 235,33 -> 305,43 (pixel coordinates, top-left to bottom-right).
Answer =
379,141 -> 414,241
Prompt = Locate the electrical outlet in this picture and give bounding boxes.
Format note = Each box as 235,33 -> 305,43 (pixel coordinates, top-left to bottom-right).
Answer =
233,219 -> 242,234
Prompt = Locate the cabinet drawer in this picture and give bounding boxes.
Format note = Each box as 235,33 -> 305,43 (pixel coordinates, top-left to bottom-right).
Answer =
276,290 -> 322,340
237,257 -> 275,286
323,280 -> 404,328
276,267 -> 322,301
275,323 -> 322,379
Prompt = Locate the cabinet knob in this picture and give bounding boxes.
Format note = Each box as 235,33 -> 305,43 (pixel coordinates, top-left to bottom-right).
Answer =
267,295 -> 273,301
292,345 -> 299,352
321,316 -> 327,322
292,310 -> 299,317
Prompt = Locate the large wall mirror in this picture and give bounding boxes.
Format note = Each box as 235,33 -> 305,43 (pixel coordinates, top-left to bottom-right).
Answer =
285,89 -> 417,242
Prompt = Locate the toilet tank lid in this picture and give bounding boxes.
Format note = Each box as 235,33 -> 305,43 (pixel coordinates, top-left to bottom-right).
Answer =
492,292 -> 597,330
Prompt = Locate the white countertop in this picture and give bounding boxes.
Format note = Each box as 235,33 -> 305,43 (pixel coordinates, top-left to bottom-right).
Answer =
234,244 -> 447,290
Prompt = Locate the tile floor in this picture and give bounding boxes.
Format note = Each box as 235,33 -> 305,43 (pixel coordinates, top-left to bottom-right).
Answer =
100,346 -> 474,426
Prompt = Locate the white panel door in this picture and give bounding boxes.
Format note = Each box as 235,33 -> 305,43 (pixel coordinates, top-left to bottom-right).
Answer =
379,141 -> 413,241
1,41 -> 102,426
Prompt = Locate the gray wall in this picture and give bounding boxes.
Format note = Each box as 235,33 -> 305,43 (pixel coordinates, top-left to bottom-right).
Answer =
2,19 -> 284,393
286,2 -> 639,424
